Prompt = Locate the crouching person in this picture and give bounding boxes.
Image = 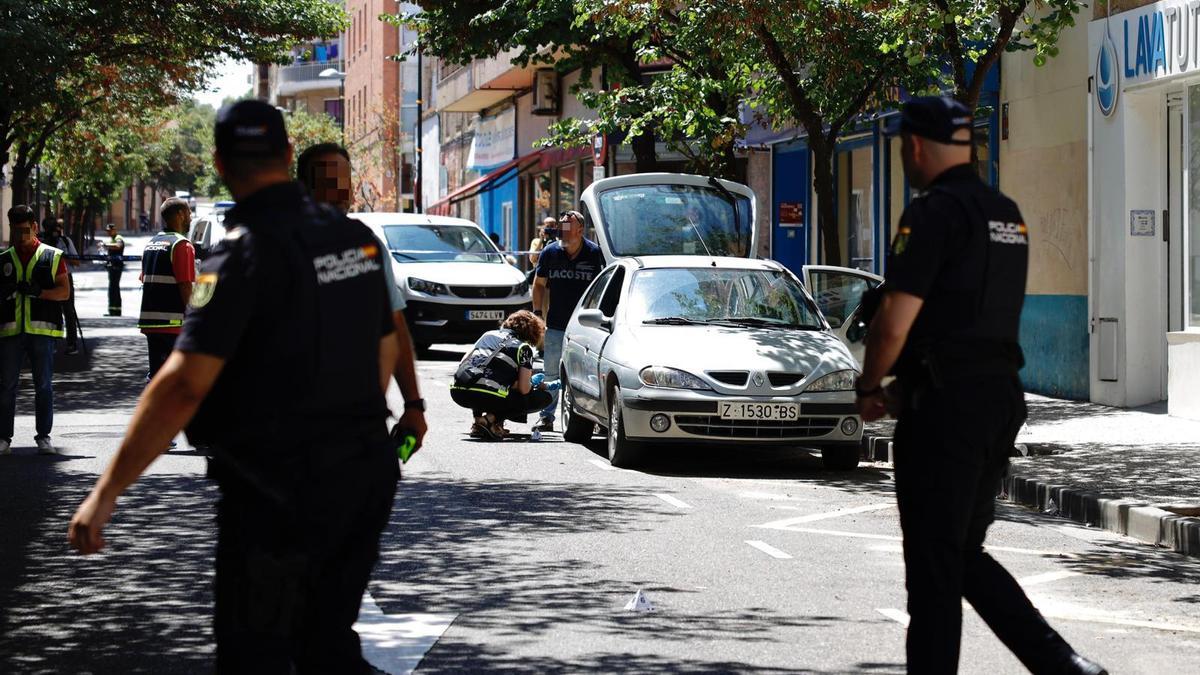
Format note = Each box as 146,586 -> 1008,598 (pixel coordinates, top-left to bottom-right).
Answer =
452,310 -> 555,439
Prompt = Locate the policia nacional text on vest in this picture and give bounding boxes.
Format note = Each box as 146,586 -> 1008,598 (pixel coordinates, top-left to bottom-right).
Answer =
139,231 -> 188,330
0,244 -> 66,338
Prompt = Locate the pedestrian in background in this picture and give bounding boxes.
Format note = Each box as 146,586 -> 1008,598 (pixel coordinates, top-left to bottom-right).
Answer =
69,100 -> 401,673
101,223 -> 125,316
530,209 -> 603,432
854,96 -> 1106,675
138,196 -> 195,384
42,218 -> 81,355
451,309 -> 552,440
0,205 -> 71,456
297,141 -> 427,450
525,216 -> 557,286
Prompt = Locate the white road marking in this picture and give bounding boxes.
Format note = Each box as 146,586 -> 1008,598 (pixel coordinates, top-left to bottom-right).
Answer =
754,503 -> 894,530
354,592 -> 457,674
654,493 -> 693,509
877,608 -> 910,627
876,597 -> 1200,635
1017,570 -> 1082,587
786,527 -> 904,542
589,459 -> 619,471
746,540 -> 793,559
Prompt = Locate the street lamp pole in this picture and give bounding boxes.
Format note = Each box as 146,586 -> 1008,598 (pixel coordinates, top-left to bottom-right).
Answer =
319,67 -> 347,146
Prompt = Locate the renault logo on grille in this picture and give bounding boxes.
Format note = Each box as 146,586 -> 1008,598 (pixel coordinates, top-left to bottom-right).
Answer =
753,373 -> 765,387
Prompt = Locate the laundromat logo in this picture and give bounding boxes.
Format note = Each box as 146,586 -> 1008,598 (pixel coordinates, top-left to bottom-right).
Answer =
1096,26 -> 1120,118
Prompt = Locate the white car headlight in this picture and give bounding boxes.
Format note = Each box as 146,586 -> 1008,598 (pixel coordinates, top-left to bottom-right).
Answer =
514,279 -> 531,296
408,277 -> 449,296
639,366 -> 712,390
805,369 -> 858,392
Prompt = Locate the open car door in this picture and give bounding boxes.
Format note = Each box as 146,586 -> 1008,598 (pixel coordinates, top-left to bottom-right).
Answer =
802,265 -> 883,365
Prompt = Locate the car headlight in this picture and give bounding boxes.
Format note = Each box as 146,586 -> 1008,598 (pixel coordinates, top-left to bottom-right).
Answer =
514,280 -> 530,296
805,369 -> 858,392
408,277 -> 449,296
639,366 -> 712,390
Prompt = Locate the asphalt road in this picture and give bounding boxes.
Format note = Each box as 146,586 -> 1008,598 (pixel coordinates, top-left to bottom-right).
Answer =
1,274 -> 1198,673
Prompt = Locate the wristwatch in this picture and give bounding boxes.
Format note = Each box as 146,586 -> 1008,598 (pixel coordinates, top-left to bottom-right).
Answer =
854,378 -> 882,398
403,398 -> 426,412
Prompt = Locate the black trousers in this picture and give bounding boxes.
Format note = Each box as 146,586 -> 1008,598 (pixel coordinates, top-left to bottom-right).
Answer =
451,387 -> 553,423
62,273 -> 79,346
145,332 -> 176,381
212,435 -> 398,674
893,375 -> 1074,674
106,267 -> 122,314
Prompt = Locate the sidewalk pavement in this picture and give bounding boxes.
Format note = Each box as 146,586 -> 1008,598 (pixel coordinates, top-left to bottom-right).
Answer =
861,393 -> 1200,557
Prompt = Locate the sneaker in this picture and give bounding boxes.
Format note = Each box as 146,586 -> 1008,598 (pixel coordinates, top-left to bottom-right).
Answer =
36,437 -> 55,455
168,440 -> 178,450
532,417 -> 555,432
0,439 -> 10,455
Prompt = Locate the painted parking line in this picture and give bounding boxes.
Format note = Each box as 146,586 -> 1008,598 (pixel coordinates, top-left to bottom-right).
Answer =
746,540 -> 793,559
1017,570 -> 1082,587
588,459 -> 619,472
654,493 -> 693,509
754,503 -> 895,530
354,592 -> 457,674
876,608 -> 911,627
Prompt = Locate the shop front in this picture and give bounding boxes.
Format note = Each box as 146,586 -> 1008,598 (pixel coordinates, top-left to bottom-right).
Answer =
1090,1 -> 1200,417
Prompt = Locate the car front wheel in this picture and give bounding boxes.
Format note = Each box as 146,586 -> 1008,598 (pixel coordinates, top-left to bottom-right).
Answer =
606,388 -> 643,468
820,445 -> 861,471
561,375 -> 594,445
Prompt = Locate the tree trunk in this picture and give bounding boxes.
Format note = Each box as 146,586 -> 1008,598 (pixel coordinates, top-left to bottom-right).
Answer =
10,164 -> 31,206
809,140 -> 841,266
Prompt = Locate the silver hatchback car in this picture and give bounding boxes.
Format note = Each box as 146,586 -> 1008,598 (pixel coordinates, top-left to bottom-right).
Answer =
559,255 -> 864,470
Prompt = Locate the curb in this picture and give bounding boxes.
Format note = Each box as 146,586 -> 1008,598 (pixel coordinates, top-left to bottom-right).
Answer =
1002,475 -> 1200,558
856,435 -> 1200,558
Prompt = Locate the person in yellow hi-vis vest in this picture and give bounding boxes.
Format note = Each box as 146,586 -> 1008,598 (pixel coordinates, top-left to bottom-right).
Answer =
0,205 -> 71,456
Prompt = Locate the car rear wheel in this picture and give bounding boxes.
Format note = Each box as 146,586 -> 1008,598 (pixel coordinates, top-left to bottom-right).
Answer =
561,375 -> 594,445
821,445 -> 861,471
606,388 -> 643,468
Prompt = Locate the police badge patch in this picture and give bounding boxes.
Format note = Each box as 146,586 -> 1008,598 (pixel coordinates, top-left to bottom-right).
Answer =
190,272 -> 218,308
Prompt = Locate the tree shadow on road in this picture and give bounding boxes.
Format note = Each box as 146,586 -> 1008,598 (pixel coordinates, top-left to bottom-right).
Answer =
0,461 -> 215,674
372,472 -> 889,671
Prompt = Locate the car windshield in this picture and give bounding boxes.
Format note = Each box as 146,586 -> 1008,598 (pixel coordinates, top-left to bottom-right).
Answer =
629,268 -> 823,328
381,224 -> 505,263
597,184 -> 752,257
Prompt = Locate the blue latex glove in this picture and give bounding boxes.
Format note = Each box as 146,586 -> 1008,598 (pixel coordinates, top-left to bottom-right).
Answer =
531,372 -> 545,388
544,379 -> 561,392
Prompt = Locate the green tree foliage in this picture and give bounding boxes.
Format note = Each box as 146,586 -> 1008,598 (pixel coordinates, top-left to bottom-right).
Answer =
391,0 -> 667,170
0,0 -> 347,203
889,0 -> 1084,111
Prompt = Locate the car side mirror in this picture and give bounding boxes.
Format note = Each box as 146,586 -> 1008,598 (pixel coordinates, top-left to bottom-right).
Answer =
577,309 -> 612,331
845,318 -> 868,344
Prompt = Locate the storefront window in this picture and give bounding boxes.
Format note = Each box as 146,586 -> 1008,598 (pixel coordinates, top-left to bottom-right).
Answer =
533,171 -> 553,226
835,143 -> 875,271
1190,86 -> 1200,327
558,164 -> 577,215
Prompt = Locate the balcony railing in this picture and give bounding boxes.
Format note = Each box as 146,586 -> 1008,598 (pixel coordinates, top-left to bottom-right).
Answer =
278,59 -> 345,84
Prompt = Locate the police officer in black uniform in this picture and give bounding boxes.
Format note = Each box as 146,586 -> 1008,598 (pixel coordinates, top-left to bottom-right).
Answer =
855,97 -> 1107,675
68,100 -> 401,674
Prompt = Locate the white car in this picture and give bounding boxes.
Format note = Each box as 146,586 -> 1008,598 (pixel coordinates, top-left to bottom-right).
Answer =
559,256 -> 865,470
351,213 -> 532,350
188,201 -> 234,259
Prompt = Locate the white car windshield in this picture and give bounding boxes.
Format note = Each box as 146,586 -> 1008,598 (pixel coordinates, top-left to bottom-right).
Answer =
381,224 -> 505,263
597,184 -> 752,257
630,268 -> 823,329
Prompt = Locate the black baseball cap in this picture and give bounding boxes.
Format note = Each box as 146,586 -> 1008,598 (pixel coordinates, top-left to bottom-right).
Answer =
899,96 -> 974,145
214,100 -> 289,159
